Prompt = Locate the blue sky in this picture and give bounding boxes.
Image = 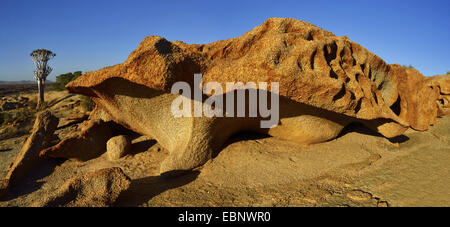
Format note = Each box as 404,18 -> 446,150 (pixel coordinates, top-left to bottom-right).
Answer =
0,0 -> 449,81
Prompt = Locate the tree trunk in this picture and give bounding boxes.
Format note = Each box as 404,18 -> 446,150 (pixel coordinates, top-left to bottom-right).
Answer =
37,79 -> 45,109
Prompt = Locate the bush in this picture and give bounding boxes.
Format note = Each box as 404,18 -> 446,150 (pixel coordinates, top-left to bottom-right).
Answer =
0,126 -> 19,140
52,71 -> 82,91
0,107 -> 37,139
447,71 -> 450,75
15,107 -> 36,123
80,95 -> 94,112
0,107 -> 36,126
402,65 -> 415,69
0,112 -> 13,126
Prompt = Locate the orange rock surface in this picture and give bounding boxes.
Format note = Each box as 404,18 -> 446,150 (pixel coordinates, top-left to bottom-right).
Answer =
62,18 -> 450,172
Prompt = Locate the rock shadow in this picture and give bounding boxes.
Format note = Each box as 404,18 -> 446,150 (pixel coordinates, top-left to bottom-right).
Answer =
336,122 -> 409,143
56,118 -> 88,130
47,94 -> 75,108
0,148 -> 12,153
129,139 -> 157,156
215,131 -> 271,158
1,159 -> 60,201
115,170 -> 200,206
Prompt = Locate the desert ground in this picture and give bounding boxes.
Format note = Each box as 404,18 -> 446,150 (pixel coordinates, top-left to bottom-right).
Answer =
0,87 -> 449,207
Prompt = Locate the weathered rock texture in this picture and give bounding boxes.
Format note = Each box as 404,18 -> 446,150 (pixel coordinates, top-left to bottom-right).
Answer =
39,119 -> 114,161
0,110 -> 59,198
432,75 -> 450,117
106,135 -> 131,161
32,167 -> 130,207
384,66 -> 450,131
63,18 -> 450,173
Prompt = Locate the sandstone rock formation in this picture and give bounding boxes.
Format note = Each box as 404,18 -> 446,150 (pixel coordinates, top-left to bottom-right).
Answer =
32,167 -> 130,207
60,112 -> 89,126
432,75 -> 450,117
384,65 -> 450,131
39,118 -> 114,161
106,135 -> 131,161
61,18 -> 449,174
0,110 -> 59,198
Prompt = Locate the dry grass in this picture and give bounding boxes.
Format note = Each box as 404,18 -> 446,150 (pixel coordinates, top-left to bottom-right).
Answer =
0,100 -> 37,140
0,89 -> 84,140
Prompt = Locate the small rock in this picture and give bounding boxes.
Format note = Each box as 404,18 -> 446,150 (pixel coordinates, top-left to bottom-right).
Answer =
107,135 -> 131,161
377,201 -> 389,207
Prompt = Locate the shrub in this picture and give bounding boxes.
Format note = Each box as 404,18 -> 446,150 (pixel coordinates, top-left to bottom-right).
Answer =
52,71 -> 82,91
15,107 -> 36,123
80,95 -> 94,112
0,107 -> 36,126
0,112 -> 13,126
0,126 -> 19,140
0,107 -> 37,139
402,65 -> 415,69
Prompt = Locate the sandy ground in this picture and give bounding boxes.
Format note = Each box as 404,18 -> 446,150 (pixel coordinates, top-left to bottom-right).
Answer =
0,90 -> 449,207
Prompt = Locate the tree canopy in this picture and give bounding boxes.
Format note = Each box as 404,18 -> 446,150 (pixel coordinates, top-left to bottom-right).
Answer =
30,49 -> 56,81
52,71 -> 82,91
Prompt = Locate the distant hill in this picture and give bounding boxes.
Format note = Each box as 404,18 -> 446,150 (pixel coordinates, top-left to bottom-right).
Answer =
0,80 -> 53,85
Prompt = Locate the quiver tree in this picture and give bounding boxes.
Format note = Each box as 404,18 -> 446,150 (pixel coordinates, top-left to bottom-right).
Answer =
30,49 -> 56,108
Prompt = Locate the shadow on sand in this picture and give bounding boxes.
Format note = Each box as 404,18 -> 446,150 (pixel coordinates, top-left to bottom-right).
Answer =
46,94 -> 75,108
115,170 -> 200,206
337,122 -> 410,143
129,139 -> 158,156
0,159 -> 61,201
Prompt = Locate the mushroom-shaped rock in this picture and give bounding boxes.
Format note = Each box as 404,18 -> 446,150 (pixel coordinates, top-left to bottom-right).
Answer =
64,18 -> 449,174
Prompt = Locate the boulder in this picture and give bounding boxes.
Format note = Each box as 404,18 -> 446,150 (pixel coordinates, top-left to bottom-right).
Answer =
0,110 -> 59,198
64,18 -> 449,173
32,167 -> 131,207
106,135 -> 131,161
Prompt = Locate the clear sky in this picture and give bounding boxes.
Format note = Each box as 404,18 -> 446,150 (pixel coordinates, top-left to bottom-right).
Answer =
0,0 -> 449,81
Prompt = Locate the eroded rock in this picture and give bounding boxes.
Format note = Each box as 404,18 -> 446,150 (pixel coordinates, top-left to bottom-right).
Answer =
63,18 -> 449,173
39,119 -> 114,161
385,66 -> 450,131
32,167 -> 130,207
0,110 -> 59,198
